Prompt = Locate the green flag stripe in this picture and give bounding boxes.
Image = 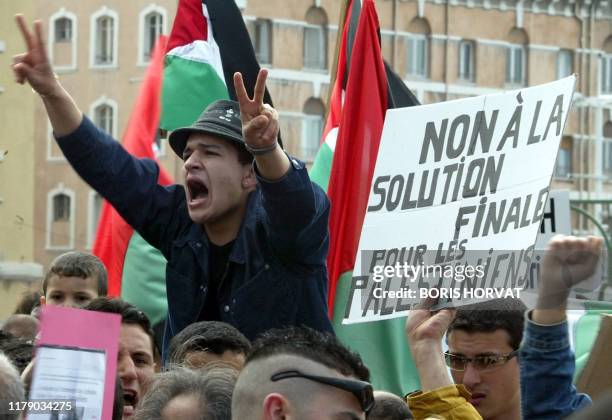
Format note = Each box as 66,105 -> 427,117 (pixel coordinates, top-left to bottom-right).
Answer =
309,142 -> 333,193
161,55 -> 228,131
332,271 -> 421,394
121,232 -> 169,326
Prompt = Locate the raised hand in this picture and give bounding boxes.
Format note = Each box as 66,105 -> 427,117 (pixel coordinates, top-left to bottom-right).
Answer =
538,235 -> 603,309
12,15 -> 58,97
406,298 -> 456,347
233,69 -> 279,153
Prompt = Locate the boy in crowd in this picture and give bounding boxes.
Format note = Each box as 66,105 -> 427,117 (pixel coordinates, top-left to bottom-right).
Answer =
445,298 -> 526,420
232,327 -> 372,420
41,251 -> 108,309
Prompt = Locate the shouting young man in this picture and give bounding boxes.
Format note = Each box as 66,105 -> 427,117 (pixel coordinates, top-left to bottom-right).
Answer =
12,15 -> 333,359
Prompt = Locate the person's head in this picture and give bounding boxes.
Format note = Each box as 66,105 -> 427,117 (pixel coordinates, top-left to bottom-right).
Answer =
167,321 -> 250,370
367,391 -> 413,420
0,335 -> 34,374
134,364 -> 238,420
41,251 -> 108,308
13,290 -> 42,315
86,298 -> 156,419
232,327 -> 372,420
169,100 -> 256,228
0,352 -> 25,420
446,298 -> 527,420
1,314 -> 39,340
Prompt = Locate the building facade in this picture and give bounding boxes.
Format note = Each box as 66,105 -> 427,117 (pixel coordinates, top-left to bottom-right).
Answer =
1,0 -> 611,290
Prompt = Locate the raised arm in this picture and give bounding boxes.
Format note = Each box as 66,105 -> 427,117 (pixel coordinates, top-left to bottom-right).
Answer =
405,301 -> 483,419
12,15 -> 82,136
521,235 -> 602,419
233,69 -> 290,181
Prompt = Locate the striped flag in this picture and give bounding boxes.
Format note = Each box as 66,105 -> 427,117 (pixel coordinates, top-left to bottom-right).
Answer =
310,0 -> 421,395
93,36 -> 173,329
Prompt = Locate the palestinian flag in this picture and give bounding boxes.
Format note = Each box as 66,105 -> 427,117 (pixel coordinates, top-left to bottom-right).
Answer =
93,36 -> 173,329
309,0 -> 421,395
161,0 -> 275,132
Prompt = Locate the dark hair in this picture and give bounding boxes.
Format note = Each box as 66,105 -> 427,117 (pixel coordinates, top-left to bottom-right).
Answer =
447,298 -> 527,350
43,251 -> 108,296
168,321 -> 250,366
134,365 -> 238,420
247,327 -> 370,382
85,298 -> 155,353
232,142 -> 254,166
368,393 -> 413,420
13,291 -> 42,315
0,335 -> 34,374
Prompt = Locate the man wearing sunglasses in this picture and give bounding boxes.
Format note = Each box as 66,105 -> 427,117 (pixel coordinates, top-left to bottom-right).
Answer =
445,298 -> 527,420
232,327 -> 373,419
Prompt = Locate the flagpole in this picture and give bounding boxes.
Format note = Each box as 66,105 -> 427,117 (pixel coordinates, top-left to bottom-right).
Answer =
326,0 -> 351,118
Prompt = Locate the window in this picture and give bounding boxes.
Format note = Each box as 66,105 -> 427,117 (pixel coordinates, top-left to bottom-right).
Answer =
554,136 -> 572,179
91,7 -> 118,67
54,17 -> 72,42
143,12 -> 163,61
94,104 -> 114,135
303,7 -> 327,71
557,50 -> 573,79
407,35 -> 428,78
53,194 -> 71,221
604,140 -> 612,177
506,44 -> 525,85
459,40 -> 475,82
301,98 -> 325,162
601,54 -> 612,94
87,192 -> 103,248
604,122 -> 612,177
49,10 -> 77,70
252,19 -> 272,64
47,186 -> 75,250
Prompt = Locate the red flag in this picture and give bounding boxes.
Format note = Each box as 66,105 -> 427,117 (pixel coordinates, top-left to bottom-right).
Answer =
93,36 -> 173,296
325,0 -> 388,310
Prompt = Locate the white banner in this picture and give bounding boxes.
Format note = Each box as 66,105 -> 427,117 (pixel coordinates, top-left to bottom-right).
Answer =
344,76 -> 577,324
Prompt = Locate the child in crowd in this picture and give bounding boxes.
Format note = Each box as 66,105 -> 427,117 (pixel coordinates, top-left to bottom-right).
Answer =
40,251 -> 108,309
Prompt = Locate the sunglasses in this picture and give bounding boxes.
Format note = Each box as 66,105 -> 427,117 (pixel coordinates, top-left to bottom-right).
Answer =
270,369 -> 375,414
444,350 -> 519,372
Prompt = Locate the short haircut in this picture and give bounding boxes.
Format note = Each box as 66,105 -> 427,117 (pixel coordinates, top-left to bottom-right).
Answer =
0,352 -> 25,420
167,321 -> 250,366
368,392 -> 413,420
0,335 -> 34,374
247,327 -> 370,382
232,142 -> 254,166
42,251 -> 108,296
1,314 -> 39,340
85,298 -> 155,354
447,298 -> 527,350
134,364 -> 238,420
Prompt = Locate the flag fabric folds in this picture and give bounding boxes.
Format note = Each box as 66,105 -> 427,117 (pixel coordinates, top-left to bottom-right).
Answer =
92,36 -> 173,327
310,0 -> 422,395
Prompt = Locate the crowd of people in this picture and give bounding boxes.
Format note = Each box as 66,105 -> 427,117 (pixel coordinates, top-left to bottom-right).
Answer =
1,14 -> 611,420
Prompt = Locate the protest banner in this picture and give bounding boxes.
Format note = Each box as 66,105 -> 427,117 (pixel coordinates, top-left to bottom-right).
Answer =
344,76 -> 576,324
28,305 -> 121,420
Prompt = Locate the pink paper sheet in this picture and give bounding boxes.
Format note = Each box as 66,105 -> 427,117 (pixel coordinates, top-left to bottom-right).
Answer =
37,305 -> 121,420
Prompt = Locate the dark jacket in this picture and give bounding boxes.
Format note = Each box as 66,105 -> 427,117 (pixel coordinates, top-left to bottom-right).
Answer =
56,117 -> 334,358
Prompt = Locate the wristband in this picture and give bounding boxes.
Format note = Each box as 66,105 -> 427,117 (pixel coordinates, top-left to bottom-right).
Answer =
245,141 -> 278,156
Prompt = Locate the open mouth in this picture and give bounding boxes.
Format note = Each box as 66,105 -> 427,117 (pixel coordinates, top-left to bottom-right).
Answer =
187,178 -> 209,203
469,392 -> 486,406
122,389 -> 138,417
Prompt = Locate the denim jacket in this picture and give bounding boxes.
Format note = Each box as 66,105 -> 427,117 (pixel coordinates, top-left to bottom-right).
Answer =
56,117 -> 334,358
520,311 -> 591,419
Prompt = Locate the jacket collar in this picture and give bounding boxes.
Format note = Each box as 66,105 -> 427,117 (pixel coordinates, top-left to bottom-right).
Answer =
181,191 -> 257,265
